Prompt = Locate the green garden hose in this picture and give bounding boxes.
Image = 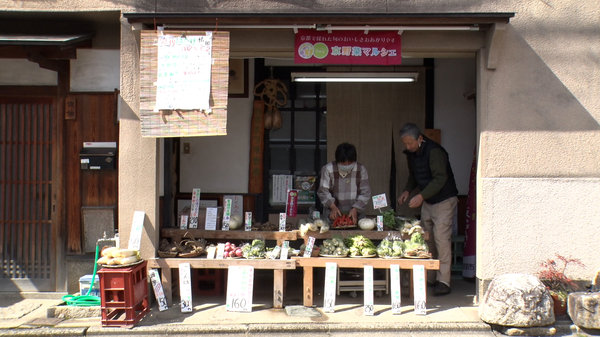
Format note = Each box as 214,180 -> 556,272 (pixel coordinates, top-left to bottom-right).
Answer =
62,243 -> 102,306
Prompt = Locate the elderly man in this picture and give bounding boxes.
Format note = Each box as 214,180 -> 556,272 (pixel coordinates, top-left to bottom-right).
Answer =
398,123 -> 458,296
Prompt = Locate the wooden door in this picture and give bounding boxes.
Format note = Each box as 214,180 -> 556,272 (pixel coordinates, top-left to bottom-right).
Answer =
0,98 -> 57,291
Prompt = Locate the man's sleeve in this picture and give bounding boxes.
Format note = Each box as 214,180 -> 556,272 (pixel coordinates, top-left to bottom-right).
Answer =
419,148 -> 449,200
352,165 -> 371,211
317,165 -> 335,207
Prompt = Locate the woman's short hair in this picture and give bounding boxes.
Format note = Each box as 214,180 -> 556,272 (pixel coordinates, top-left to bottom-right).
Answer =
335,143 -> 357,163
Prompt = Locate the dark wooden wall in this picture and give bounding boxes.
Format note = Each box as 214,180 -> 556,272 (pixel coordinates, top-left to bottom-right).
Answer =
64,92 -> 119,253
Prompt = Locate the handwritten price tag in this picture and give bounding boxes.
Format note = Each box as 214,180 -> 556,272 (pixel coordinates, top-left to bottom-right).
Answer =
226,266 -> 254,312
390,264 -> 402,314
244,212 -> 252,231
376,215 -> 384,231
222,198 -> 232,231
179,263 -> 192,313
206,246 -> 216,259
323,262 -> 337,313
148,269 -> 168,311
303,236 -> 316,258
188,188 -> 201,228
279,213 -> 286,232
372,193 -> 388,209
216,243 -> 225,259
180,215 -> 189,230
363,265 -> 374,316
413,265 -> 427,315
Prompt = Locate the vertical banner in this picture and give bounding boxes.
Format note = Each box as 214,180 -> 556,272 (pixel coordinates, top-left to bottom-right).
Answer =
286,189 -> 298,217
363,265 -> 374,316
226,265 -> 254,312
188,188 -> 201,229
295,29 -> 401,65
390,264 -> 402,314
413,265 -> 427,315
323,262 -> 337,313
179,263 -> 193,313
222,198 -> 232,231
148,269 -> 169,311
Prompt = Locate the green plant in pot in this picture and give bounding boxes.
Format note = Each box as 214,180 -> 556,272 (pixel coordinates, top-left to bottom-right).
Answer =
537,254 -> 584,316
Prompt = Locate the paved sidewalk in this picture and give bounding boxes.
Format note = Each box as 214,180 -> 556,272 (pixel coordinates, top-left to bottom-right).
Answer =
0,276 -> 583,336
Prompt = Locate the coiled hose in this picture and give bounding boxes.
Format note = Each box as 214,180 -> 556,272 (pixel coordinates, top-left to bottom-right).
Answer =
61,244 -> 102,306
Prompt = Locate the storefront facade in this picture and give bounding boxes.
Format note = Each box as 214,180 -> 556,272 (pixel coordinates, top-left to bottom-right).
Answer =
0,1 -> 598,297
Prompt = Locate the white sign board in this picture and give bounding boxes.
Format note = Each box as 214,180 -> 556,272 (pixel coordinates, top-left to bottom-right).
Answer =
127,211 -> 145,250
390,264 -> 402,314
363,265 -> 374,316
179,263 -> 193,313
226,265 -> 254,312
148,269 -> 168,311
372,193 -> 388,209
413,265 -> 427,315
323,262 -> 337,313
216,243 -> 225,259
206,246 -> 216,259
376,215 -> 384,231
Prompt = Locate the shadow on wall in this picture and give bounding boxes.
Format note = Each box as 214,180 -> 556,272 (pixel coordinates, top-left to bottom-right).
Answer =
486,25 -> 599,132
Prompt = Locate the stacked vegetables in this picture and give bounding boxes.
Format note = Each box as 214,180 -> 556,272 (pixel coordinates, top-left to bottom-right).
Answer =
376,235 -> 404,258
319,237 -> 349,257
403,232 -> 431,258
241,239 -> 266,258
345,235 -> 377,257
98,247 -> 141,265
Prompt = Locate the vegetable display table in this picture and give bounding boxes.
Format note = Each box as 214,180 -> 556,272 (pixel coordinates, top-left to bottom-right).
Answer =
147,257 -> 296,309
292,257 -> 440,307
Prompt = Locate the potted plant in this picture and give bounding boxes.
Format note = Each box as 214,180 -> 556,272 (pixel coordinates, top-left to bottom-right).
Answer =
537,254 -> 584,316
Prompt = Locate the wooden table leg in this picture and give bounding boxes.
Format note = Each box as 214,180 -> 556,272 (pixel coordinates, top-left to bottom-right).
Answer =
303,266 -> 313,307
273,269 -> 284,309
161,267 -> 173,306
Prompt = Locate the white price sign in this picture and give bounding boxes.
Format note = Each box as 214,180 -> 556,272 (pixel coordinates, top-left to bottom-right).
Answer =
413,265 -> 427,315
279,213 -> 286,232
376,215 -> 384,231
390,264 -> 402,314
206,246 -> 216,259
303,236 -> 316,258
244,212 -> 252,231
179,215 -> 189,230
323,262 -> 337,313
205,207 -> 218,231
148,269 -> 168,311
179,263 -> 193,313
363,265 -> 374,316
226,265 -> 254,312
371,193 -> 388,209
216,243 -> 225,259
222,198 -> 232,231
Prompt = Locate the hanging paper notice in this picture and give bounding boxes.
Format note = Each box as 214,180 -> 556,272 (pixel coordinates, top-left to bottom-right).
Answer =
156,33 -> 213,111
148,269 -> 169,311
128,211 -> 145,250
226,265 -> 254,312
372,193 -> 388,209
363,265 -> 374,316
413,265 -> 427,315
205,207 -> 218,231
390,264 -> 402,314
244,212 -> 252,231
323,262 -> 337,313
179,263 -> 193,313
295,29 -> 401,65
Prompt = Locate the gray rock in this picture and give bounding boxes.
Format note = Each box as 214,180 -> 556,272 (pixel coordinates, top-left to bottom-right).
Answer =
495,325 -> 556,336
479,273 -> 555,327
568,292 -> 600,329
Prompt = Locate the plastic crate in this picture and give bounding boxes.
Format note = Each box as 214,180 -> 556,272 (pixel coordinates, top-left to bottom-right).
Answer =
193,269 -> 225,296
98,260 -> 149,328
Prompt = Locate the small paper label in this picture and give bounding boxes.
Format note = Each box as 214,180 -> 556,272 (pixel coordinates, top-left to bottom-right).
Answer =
311,210 -> 320,219
390,264 -> 402,314
364,265 -> 374,316
222,198 -> 232,231
180,215 -> 189,230
372,193 -> 388,209
280,247 -> 289,260
413,264 -> 427,315
179,263 -> 193,313
303,236 -> 316,258
226,266 -> 254,312
244,212 -> 252,231
279,213 -> 286,232
323,262 -> 337,313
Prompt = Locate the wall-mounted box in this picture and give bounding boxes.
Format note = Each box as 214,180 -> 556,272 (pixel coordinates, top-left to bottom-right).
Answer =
80,142 -> 117,170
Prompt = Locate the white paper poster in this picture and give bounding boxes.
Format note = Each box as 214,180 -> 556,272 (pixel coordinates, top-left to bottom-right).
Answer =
128,211 -> 145,250
390,264 -> 402,314
363,265 -> 374,316
156,33 -> 213,111
226,265 -> 254,312
413,265 -> 427,315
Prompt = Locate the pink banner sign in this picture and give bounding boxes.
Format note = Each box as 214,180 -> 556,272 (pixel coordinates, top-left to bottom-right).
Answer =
286,190 -> 298,217
295,29 -> 401,65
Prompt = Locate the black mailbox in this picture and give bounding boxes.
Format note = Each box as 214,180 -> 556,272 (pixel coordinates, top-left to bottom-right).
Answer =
80,142 -> 117,170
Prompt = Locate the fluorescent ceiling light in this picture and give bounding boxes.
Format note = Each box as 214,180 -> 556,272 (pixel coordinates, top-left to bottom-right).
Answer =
291,72 -> 418,83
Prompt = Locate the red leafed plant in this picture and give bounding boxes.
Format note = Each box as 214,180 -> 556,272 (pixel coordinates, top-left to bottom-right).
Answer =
538,254 -> 585,303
